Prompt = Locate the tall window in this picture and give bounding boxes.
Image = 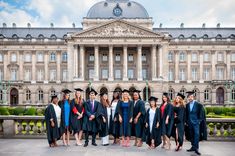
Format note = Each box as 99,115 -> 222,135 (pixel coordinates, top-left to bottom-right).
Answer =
101,69 -> 108,79
50,69 -> 56,81
102,54 -> 108,62
180,89 -> 186,96
50,52 -> 56,62
142,69 -> 147,80
217,52 -> 223,62
232,89 -> 235,101
89,69 -> 94,79
169,89 -> 174,100
216,68 -> 224,80
0,69 -> 3,81
203,68 -> 210,81
179,52 -> 185,62
89,54 -> 94,62
11,69 -> 17,81
26,90 -> 31,101
168,52 -> 173,62
231,53 -> 235,62
192,53 -> 198,62
62,69 -> 68,81
128,69 -> 134,79
37,52 -> 44,62
115,54 -> 121,62
192,68 -> 198,81
232,68 -> 235,80
24,69 -> 31,81
0,90 -> 3,101
62,52 -> 67,62
168,68 -> 174,81
204,89 -> 210,101
38,90 -> 43,102
11,53 -> 17,62
37,69 -> 44,81
115,69 -> 121,79
0,53 -> 3,62
142,53 -> 147,62
24,53 -> 31,62
179,68 -> 186,81
128,54 -> 134,62
204,53 -> 209,62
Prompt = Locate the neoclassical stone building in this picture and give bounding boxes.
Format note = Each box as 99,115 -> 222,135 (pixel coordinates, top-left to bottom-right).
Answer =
0,0 -> 235,106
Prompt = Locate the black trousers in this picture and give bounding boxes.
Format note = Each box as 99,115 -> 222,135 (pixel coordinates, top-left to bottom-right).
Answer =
85,131 -> 97,144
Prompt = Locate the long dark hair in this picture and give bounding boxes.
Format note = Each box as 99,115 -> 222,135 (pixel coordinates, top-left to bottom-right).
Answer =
161,95 -> 170,104
111,91 -> 121,104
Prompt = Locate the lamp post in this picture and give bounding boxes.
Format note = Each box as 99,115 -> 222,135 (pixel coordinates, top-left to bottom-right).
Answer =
88,80 -> 92,91
224,80 -> 234,104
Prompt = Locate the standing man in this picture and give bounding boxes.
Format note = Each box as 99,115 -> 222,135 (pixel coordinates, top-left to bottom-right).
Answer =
83,88 -> 100,147
185,91 -> 207,155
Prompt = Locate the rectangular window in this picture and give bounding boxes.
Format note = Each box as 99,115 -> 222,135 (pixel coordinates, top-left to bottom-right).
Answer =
24,69 -> 31,81
142,54 -> 147,62
102,54 -> 108,62
115,54 -> 121,62
89,69 -> 94,79
0,69 -> 3,81
37,69 -> 44,81
231,68 -> 235,80
0,54 -> 3,62
216,68 -> 224,80
204,53 -> 209,62
192,68 -> 198,81
142,69 -> 147,80
11,54 -> 17,62
179,68 -> 185,81
168,68 -> 174,81
128,54 -> 134,62
231,53 -> 235,62
192,53 -> 198,62
89,54 -> 94,62
24,54 -> 31,62
50,69 -> 56,81
203,68 -> 210,81
11,69 -> 17,81
115,69 -> 121,79
128,69 -> 134,79
62,69 -> 68,81
102,69 -> 108,79
217,53 -> 223,62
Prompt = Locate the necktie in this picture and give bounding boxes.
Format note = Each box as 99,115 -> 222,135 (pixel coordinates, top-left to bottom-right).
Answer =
92,101 -> 94,112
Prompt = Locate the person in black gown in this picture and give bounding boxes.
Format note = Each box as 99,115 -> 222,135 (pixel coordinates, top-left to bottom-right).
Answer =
110,90 -> 122,145
59,89 -> 72,146
45,94 -> 61,147
185,91 -> 207,155
117,89 -> 134,147
145,96 -> 161,149
70,88 -> 85,146
97,92 -> 112,146
171,93 -> 186,151
132,89 -> 146,147
160,92 -> 174,150
83,88 -> 100,147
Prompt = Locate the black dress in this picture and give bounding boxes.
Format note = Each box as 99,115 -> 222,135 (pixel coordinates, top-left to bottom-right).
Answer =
132,99 -> 146,139
70,99 -> 85,134
117,100 -> 134,137
45,104 -> 61,144
97,103 -> 112,137
160,103 -> 174,138
171,106 -> 186,146
109,100 -> 121,138
145,108 -> 162,147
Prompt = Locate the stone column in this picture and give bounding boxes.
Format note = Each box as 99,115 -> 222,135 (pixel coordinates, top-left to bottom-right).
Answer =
175,51 -> 179,83
211,51 -> 216,80
158,45 -> 163,78
199,50 -> 204,83
31,51 -> 36,83
3,51 -> 8,80
74,45 -> 78,79
108,45 -> 114,81
227,50 -> 231,80
56,51 -> 61,83
94,45 -> 99,81
67,43 -> 74,82
162,43 -> 169,81
187,51 -> 192,83
44,51 -> 48,83
137,45 -> 143,81
151,45 -> 157,81
79,45 -> 85,81
18,51 -> 23,81
123,45 -> 128,81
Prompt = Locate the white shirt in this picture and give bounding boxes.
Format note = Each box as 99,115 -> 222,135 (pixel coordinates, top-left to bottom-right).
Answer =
107,107 -> 111,127
52,103 -> 61,128
149,108 -> 156,133
111,101 -> 118,119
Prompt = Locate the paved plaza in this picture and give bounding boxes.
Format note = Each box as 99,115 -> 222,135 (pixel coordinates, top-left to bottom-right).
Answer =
0,139 -> 234,156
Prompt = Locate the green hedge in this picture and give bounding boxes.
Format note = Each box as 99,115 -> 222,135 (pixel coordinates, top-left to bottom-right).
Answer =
0,107 -> 10,115
24,107 -> 37,116
205,107 -> 235,116
0,107 -> 45,116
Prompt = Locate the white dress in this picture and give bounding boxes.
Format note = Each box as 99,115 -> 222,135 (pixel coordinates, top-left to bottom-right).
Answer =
101,107 -> 112,145
111,101 -> 118,120
52,103 -> 61,128
149,108 -> 156,133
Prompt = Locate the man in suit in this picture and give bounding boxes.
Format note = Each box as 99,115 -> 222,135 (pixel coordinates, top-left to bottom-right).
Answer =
83,88 -> 99,147
185,91 -> 205,155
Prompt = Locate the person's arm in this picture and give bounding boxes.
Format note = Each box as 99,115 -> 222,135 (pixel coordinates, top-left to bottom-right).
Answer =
84,101 -> 92,117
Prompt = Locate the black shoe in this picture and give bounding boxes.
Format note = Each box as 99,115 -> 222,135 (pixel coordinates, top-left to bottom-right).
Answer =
103,144 -> 109,146
92,143 -> 97,146
195,150 -> 201,155
187,148 -> 195,152
84,143 -> 88,147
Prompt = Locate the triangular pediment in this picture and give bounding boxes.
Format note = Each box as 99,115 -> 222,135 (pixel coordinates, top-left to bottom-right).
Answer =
71,20 -> 164,38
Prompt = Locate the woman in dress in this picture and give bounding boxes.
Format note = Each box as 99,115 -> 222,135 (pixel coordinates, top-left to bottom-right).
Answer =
145,96 -> 161,149
70,88 -> 85,146
160,92 -> 174,150
118,89 -> 134,147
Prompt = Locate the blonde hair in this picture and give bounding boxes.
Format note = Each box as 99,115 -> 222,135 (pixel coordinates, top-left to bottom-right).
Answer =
173,96 -> 185,107
75,91 -> 83,105
121,92 -> 131,101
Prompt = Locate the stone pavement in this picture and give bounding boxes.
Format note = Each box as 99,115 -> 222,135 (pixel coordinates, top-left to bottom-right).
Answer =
0,139 -> 234,156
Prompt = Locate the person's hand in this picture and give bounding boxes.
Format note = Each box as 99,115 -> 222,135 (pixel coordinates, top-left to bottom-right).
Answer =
91,115 -> 95,119
114,117 -> 117,122
165,119 -> 169,125
129,118 -> 133,123
103,117 -> 106,123
156,122 -> 160,128
145,123 -> 148,128
51,121 -> 55,128
119,116 -> 123,123
134,117 -> 138,124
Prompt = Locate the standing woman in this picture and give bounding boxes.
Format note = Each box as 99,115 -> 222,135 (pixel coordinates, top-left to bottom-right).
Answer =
172,93 -> 186,151
145,96 -> 161,149
59,89 -> 72,146
71,88 -> 85,146
132,89 -> 146,147
110,90 -> 121,145
97,92 -> 112,146
160,92 -> 174,150
118,89 -> 134,147
45,94 -> 61,147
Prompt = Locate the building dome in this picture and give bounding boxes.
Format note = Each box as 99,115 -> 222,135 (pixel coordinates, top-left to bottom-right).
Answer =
86,0 -> 149,19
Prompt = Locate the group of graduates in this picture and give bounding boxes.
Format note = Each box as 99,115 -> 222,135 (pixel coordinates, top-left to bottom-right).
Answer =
45,87 -> 207,155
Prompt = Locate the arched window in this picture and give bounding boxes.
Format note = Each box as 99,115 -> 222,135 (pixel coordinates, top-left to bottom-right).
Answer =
0,34 -> 5,39
216,34 -> 222,40
204,89 -> 210,101
203,34 -> 209,40
179,52 -> 185,62
50,52 -> 56,61
38,90 -> 43,102
26,89 -> 31,101
168,52 -> 173,61
100,87 -> 108,95
178,34 -> 184,39
231,89 -> 235,101
193,89 -> 200,101
50,34 -> 57,40
38,34 -> 44,41
169,89 -> 175,101
143,87 -> 151,101
26,34 -> 32,40
62,52 -> 67,62
191,34 -> 197,40
129,87 -> 136,99
63,34 -> 67,39
180,88 -> 186,96
12,34 -> 18,40
230,34 -> 235,39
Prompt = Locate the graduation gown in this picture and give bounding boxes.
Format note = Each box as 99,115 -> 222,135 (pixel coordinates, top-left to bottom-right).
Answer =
59,100 -> 72,134
144,108 -> 162,147
97,103 -> 112,137
185,101 -> 207,141
132,99 -> 146,139
109,100 -> 121,138
82,99 -> 99,133
70,99 -> 85,134
171,106 -> 186,146
117,100 -> 134,137
160,103 -> 174,138
45,104 -> 61,144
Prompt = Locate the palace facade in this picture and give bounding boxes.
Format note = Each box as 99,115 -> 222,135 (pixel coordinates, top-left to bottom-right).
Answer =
0,0 -> 235,106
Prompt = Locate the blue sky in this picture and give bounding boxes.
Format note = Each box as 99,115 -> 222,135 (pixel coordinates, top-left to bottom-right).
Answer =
0,0 -> 234,28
